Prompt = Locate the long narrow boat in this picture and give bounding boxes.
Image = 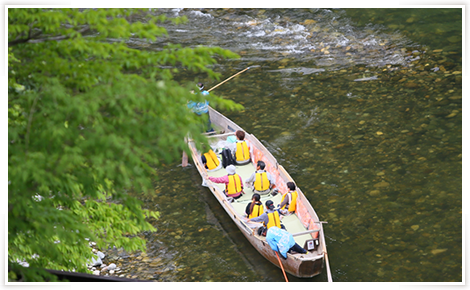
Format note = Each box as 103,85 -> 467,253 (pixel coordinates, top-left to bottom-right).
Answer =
186,107 -> 331,279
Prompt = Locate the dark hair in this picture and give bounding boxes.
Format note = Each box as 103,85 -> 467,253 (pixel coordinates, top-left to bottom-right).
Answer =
235,130 -> 245,140
265,200 -> 274,210
197,82 -> 204,90
257,160 -> 266,170
249,193 -> 261,215
287,181 -> 296,191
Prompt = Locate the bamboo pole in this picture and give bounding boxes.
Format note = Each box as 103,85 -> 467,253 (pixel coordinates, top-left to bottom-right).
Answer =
291,228 -> 320,237
320,221 -> 333,282
207,66 -> 255,92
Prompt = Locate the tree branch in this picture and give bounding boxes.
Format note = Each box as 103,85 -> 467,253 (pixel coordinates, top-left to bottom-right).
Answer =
28,26 -> 91,44
8,26 -> 90,47
8,30 -> 43,47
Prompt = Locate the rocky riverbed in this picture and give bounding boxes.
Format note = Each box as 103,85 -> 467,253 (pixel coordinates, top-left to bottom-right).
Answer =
90,8 -> 462,282
107,48 -> 461,283
87,239 -> 180,281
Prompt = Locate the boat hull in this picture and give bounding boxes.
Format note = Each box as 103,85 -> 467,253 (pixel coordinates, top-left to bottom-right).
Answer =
187,107 -> 327,279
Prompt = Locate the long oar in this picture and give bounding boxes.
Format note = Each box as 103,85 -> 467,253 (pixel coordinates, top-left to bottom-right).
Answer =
207,66 -> 258,92
275,251 -> 289,282
320,221 -> 333,282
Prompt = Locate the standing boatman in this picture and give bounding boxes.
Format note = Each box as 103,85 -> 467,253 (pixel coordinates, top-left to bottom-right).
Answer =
187,82 -> 214,132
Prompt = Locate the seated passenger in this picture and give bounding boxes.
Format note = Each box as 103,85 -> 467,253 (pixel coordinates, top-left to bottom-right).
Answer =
245,160 -> 276,195
278,181 -> 299,215
201,149 -> 222,171
233,130 -> 252,165
208,165 -> 244,200
245,193 -> 264,218
246,200 -> 284,235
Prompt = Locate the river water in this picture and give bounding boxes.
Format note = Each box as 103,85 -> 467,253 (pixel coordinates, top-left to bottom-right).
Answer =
106,8 -> 462,282
79,0 -> 400,5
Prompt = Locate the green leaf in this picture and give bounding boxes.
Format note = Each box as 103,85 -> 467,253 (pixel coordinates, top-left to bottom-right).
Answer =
8,7 -> 241,281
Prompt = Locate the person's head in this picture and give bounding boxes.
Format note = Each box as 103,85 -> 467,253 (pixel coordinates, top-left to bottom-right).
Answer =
226,165 -> 236,175
265,200 -> 275,210
197,82 -> 204,91
257,160 -> 266,170
249,193 -> 262,214
287,181 -> 296,191
235,130 -> 245,140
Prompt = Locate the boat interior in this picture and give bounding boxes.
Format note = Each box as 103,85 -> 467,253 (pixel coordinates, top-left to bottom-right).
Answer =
198,132 -> 321,256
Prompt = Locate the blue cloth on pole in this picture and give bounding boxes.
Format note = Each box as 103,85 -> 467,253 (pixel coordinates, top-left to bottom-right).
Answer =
266,226 -> 296,259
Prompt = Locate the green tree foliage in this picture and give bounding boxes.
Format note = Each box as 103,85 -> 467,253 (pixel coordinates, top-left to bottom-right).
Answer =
72,0 -> 202,5
0,76 -> 5,214
8,8 -> 242,281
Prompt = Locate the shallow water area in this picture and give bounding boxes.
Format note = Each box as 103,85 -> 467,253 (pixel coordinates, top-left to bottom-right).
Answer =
119,8 -> 462,282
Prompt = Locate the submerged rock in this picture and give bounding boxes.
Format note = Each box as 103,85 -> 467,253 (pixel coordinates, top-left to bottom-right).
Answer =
354,75 -> 378,81
431,249 -> 448,255
373,181 -> 390,188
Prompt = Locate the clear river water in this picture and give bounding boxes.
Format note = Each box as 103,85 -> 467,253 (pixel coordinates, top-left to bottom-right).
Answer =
104,8 -> 462,282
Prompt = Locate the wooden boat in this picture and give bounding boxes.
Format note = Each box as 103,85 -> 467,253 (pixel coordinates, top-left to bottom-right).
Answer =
186,107 -> 332,280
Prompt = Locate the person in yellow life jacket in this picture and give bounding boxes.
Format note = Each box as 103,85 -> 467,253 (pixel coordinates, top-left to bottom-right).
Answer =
245,160 -> 276,195
208,165 -> 244,200
201,149 -> 221,171
245,193 -> 264,218
233,130 -> 252,165
278,181 -> 299,215
246,200 -> 285,236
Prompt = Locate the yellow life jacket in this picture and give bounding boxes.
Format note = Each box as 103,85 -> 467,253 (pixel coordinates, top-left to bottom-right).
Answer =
235,141 -> 250,162
266,211 -> 281,229
226,174 -> 242,195
249,203 -> 264,219
254,171 -> 270,191
281,191 -> 298,212
204,149 -> 220,170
